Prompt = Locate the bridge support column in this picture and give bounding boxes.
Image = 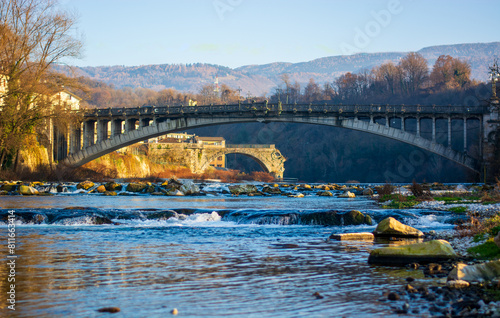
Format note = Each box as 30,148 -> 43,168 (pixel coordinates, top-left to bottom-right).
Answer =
448,117 -> 452,147
97,120 -> 109,143
140,118 -> 151,143
125,118 -> 136,132
111,119 -> 122,137
432,117 -> 436,142
416,116 -> 421,137
69,124 -> 81,155
140,118 -> 151,128
464,117 -> 468,153
401,116 -> 405,131
385,116 -> 389,128
83,120 -> 95,148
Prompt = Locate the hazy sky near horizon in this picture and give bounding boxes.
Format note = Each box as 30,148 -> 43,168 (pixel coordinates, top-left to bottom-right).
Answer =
61,0 -> 499,68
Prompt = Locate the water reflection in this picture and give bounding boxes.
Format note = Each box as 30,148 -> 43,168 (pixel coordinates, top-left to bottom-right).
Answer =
3,225 -> 409,317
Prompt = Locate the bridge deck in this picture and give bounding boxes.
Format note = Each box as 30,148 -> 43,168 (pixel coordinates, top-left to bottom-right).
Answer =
83,102 -> 488,119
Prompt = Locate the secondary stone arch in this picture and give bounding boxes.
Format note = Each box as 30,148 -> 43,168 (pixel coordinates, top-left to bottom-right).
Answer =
197,147 -> 286,179
201,151 -> 267,173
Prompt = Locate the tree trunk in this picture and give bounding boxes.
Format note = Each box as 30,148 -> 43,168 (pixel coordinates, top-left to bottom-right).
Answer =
0,150 -> 6,169
13,149 -> 20,173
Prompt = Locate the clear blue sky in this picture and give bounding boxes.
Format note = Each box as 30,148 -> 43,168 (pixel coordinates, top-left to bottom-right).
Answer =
61,0 -> 499,68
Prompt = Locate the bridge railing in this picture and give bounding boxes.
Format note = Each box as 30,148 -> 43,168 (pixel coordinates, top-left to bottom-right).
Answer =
83,102 -> 488,117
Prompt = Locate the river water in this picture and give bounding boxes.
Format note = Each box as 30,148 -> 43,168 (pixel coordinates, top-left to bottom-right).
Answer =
0,183 -> 460,317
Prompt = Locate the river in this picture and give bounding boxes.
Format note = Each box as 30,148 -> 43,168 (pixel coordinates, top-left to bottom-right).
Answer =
0,183 -> 460,317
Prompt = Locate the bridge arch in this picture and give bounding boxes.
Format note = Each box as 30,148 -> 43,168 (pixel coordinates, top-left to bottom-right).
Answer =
197,147 -> 286,178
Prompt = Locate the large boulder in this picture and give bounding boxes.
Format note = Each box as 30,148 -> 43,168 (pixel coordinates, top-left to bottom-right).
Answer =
1,182 -> 17,192
126,182 -> 148,193
373,217 -> 424,238
77,180 -> 94,190
179,181 -> 200,195
228,184 -> 258,195
317,191 -> 333,197
104,182 -> 122,192
345,210 -> 372,225
368,240 -> 457,266
262,185 -> 281,194
96,185 -> 106,193
18,185 -> 39,195
161,178 -> 183,191
338,191 -> 355,198
362,188 -> 374,196
448,260 -> 500,282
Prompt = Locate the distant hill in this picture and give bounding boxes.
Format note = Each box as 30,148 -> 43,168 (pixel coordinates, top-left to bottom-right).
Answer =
56,42 -> 500,96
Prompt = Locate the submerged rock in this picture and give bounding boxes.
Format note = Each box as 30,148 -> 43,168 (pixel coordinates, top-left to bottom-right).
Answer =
302,210 -> 372,226
448,260 -> 500,282
146,210 -> 179,220
368,240 -> 457,266
97,307 -> 121,313
373,217 -> 424,238
329,232 -> 374,241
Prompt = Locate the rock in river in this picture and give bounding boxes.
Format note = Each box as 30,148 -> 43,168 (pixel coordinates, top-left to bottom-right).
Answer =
228,184 -> 258,195
368,239 -> 457,266
18,185 -> 39,195
448,260 -> 500,282
104,182 -> 122,192
329,232 -> 374,241
126,182 -> 148,193
76,180 -> 94,190
373,217 -> 424,238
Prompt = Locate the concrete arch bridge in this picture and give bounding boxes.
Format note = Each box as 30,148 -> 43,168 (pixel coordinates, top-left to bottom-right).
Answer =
60,101 -> 498,177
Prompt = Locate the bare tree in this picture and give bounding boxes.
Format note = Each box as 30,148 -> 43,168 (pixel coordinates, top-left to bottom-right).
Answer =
399,52 -> 429,95
373,61 -> 400,95
0,0 -> 82,168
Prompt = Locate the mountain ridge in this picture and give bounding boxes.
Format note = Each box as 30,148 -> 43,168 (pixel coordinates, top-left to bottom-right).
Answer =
55,41 -> 500,96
